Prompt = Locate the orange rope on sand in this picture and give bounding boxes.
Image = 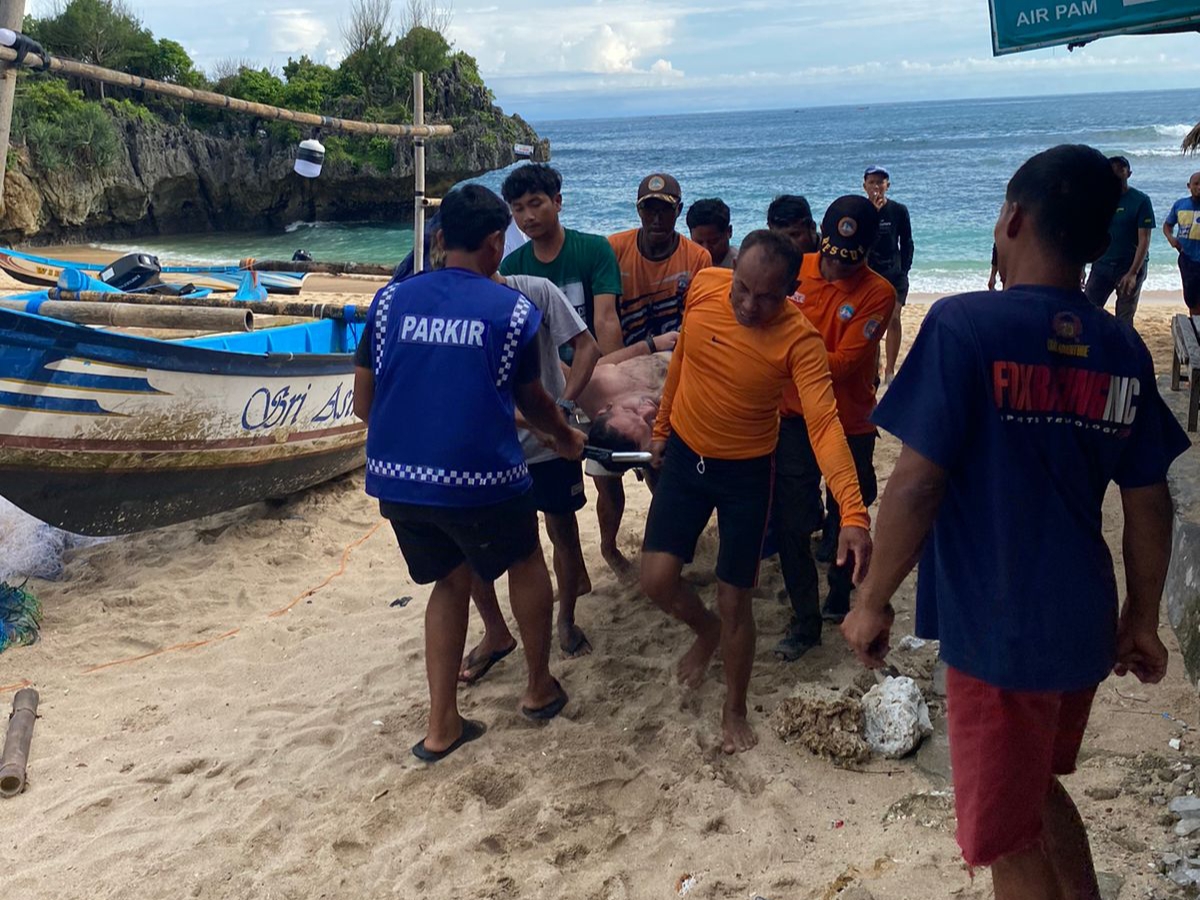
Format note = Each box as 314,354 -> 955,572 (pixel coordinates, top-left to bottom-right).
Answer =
267,521 -> 383,619
79,521 -> 384,674
83,629 -> 241,674
1,679 -> 32,693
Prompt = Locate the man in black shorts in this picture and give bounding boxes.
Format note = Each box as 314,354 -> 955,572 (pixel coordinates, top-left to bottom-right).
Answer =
354,185 -> 584,762
641,230 -> 872,754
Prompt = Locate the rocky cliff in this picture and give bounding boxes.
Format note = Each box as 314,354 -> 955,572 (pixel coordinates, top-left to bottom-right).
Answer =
0,70 -> 548,245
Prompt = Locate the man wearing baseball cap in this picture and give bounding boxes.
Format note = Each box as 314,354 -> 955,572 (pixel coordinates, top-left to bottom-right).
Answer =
1085,155 -> 1154,324
598,174 -> 711,577
863,166 -> 914,384
773,195 -> 896,662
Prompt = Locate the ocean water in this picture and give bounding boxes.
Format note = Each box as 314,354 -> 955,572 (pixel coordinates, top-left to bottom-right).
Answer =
104,88 -> 1200,294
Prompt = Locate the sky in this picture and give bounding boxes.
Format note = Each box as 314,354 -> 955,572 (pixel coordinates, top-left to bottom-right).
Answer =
23,0 -> 1200,121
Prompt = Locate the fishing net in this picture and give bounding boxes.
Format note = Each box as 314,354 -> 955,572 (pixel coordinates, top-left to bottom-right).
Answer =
0,582 -> 42,655
0,497 -> 72,582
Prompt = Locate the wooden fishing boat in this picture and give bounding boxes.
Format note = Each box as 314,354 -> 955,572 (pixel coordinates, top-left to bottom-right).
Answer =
0,248 -> 309,295
0,307 -> 365,536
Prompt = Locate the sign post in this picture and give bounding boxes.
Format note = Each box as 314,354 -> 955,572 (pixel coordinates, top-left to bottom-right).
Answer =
990,0 -> 1200,54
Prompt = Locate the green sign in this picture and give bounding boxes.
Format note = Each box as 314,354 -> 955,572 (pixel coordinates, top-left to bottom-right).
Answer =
990,0 -> 1200,54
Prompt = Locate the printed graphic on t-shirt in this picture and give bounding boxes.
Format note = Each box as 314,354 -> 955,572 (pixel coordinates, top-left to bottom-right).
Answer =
559,280 -> 587,321
618,270 -> 692,339
1176,208 -> 1199,241
992,310 -> 1139,435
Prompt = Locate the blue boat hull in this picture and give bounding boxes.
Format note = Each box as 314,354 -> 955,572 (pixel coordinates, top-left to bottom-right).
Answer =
0,247 -> 309,295
0,308 -> 368,535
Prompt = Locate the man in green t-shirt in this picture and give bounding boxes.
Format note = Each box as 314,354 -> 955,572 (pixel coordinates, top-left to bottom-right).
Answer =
486,164 -> 624,658
1084,155 -> 1155,324
501,164 -> 623,344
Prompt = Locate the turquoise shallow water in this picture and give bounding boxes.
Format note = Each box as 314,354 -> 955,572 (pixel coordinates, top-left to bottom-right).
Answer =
101,88 -> 1200,294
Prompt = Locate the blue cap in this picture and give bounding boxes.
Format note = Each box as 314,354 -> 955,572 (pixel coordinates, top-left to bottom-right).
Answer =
864,165 -> 890,179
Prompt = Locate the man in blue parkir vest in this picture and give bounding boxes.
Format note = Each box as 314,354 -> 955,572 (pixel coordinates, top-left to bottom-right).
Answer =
843,145 -> 1190,899
354,185 -> 585,763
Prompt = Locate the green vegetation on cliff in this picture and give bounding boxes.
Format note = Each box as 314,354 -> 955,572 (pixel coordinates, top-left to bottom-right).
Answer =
15,0 -> 530,174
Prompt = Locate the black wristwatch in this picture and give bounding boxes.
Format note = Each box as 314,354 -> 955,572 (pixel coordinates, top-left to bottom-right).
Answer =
645,335 -> 657,353
556,398 -> 577,417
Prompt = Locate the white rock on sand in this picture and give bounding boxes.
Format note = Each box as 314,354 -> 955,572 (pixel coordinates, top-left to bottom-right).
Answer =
862,676 -> 933,759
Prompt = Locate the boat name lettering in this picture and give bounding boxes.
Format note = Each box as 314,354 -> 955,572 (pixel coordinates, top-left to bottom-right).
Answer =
399,315 -> 485,347
241,385 -> 309,431
312,382 -> 356,424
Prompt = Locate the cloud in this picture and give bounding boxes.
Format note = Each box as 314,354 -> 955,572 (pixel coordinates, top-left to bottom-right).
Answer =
259,8 -> 330,56
449,2 -> 686,79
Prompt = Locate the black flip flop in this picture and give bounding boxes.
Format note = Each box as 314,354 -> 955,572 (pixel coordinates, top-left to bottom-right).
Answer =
521,679 -> 569,722
458,641 -> 517,686
411,718 -> 487,763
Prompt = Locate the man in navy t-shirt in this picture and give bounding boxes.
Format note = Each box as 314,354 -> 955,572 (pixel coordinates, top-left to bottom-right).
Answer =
842,146 -> 1190,899
353,185 -> 585,763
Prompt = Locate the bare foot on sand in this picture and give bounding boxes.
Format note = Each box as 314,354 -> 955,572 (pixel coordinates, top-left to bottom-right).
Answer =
721,708 -> 758,754
676,623 -> 720,689
601,546 -> 636,582
557,620 -> 593,658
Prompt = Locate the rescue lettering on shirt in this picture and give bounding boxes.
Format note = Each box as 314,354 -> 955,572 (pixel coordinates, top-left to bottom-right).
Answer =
399,315 -> 486,347
993,361 -> 1140,430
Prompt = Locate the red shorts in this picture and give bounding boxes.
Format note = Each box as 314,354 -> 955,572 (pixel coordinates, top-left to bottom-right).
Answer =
946,666 -> 1097,868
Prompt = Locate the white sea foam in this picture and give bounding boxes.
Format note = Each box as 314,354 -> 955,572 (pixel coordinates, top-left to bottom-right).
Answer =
1154,124 -> 1194,139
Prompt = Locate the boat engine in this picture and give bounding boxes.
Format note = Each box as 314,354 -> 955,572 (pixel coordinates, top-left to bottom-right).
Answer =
97,253 -> 163,291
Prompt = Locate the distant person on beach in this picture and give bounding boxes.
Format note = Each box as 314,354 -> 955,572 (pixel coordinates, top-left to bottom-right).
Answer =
500,164 -> 623,350
766,195 -> 820,254
640,230 -> 871,754
1084,155 -> 1154,324
459,272 -> 602,680
988,243 -> 1001,290
843,145 -> 1189,899
354,185 -> 584,762
1164,171 -> 1200,313
686,198 -> 737,268
600,174 -> 711,576
863,166 -> 914,384
772,196 -> 895,662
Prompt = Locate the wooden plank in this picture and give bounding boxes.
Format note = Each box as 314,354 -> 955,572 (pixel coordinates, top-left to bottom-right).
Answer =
0,46 -> 453,140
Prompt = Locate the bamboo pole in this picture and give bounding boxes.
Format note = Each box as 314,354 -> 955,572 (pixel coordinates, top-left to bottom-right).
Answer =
239,259 -> 393,277
0,1 -> 26,213
0,299 -> 254,330
414,72 -> 426,275
0,46 -> 454,139
49,289 -> 369,322
0,687 -> 38,799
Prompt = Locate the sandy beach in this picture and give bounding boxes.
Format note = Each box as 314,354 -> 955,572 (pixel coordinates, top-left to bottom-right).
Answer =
1,263 -> 1197,900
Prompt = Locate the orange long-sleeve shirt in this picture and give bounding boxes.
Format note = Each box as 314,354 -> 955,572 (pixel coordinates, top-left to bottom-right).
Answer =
781,254 -> 896,434
653,267 -> 869,529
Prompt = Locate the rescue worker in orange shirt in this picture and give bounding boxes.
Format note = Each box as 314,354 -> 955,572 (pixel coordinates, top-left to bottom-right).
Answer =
772,196 -> 896,662
639,230 -> 872,754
